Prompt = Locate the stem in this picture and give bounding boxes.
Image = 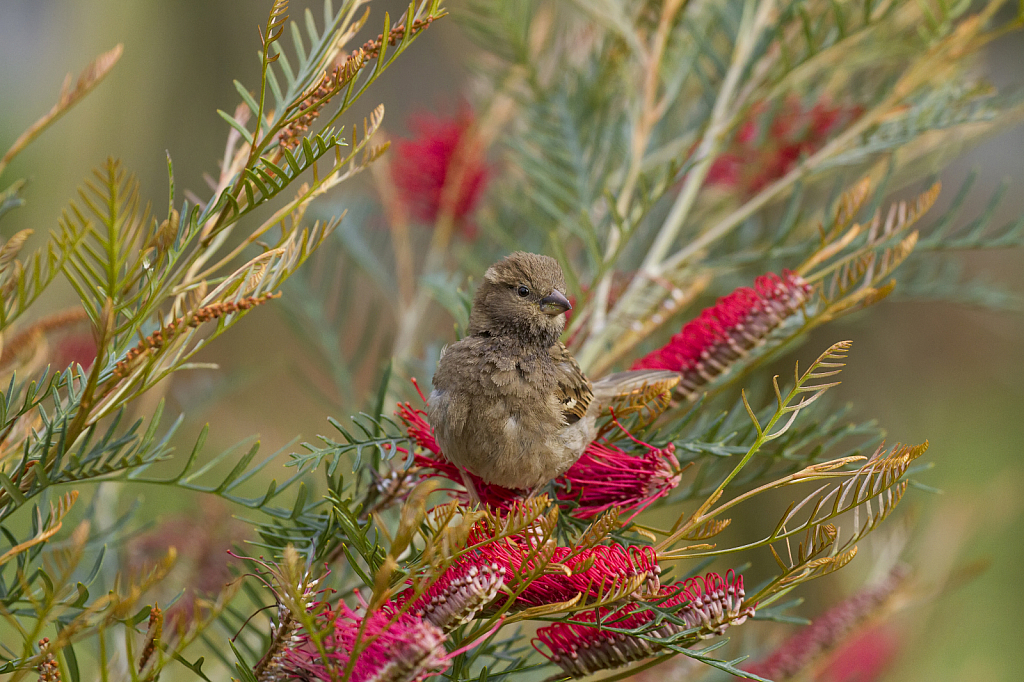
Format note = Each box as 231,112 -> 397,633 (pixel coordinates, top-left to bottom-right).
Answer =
372,150 -> 416,306
657,460 -> 864,558
641,0 -> 762,272
659,342 -> 848,549
661,404 -> 773,546
590,0 -> 687,336
576,0 -> 769,369
585,272 -> 709,377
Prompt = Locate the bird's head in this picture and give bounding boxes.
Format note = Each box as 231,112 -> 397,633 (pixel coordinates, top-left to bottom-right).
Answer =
468,252 -> 572,345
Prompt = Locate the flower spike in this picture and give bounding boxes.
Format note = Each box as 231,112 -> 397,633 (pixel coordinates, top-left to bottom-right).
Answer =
401,561 -> 507,632
633,270 -> 813,397
37,639 -> 61,682
707,96 -> 862,196
468,534 -> 661,609
534,570 -> 755,678
745,566 -> 908,680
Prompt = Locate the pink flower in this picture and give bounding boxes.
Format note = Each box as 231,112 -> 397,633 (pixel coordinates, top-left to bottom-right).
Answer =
744,567 -> 908,681
283,600 -> 448,682
392,111 -> 488,232
534,570 -> 755,678
397,560 -> 506,632
632,270 -> 813,397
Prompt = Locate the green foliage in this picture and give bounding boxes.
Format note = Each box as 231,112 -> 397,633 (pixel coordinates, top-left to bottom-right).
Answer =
0,0 -> 445,679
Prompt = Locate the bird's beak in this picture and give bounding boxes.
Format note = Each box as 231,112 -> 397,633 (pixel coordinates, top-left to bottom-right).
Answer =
540,290 -> 572,316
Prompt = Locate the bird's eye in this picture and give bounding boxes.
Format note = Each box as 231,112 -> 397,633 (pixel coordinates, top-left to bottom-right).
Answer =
517,285 -> 530,297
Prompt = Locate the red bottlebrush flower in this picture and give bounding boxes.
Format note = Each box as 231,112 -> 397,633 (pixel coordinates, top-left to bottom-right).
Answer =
557,438 -> 681,521
744,567 -> 908,681
534,570 -> 755,678
398,560 -> 506,632
392,111 -> 488,231
707,96 -> 862,196
469,539 -> 660,609
706,152 -> 743,186
632,270 -> 813,398
283,600 -> 448,682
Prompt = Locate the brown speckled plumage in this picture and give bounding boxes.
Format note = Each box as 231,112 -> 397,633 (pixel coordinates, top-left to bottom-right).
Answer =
428,252 -> 676,492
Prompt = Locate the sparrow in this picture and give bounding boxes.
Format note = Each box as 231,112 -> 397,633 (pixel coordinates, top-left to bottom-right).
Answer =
427,251 -> 678,498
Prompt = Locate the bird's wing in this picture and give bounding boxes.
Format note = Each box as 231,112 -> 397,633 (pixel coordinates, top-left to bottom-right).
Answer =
549,343 -> 594,425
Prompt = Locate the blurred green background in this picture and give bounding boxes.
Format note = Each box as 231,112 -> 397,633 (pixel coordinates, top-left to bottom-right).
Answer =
1,1 -> 1021,679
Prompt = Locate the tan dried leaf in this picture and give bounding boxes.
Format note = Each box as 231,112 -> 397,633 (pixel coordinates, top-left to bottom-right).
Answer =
681,517 -> 732,541
573,509 -> 622,551
0,490 -> 79,567
0,45 -> 123,173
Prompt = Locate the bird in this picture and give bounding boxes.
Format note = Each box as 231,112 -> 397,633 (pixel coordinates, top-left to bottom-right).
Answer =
427,251 -> 679,500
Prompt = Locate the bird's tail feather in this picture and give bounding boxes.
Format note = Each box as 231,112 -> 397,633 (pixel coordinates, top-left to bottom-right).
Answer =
592,369 -> 680,401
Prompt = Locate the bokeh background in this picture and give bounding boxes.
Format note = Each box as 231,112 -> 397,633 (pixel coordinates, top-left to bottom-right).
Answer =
1,1 -> 1021,679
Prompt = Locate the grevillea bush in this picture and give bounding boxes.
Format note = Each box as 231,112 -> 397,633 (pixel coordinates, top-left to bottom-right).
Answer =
0,1 -> 1022,682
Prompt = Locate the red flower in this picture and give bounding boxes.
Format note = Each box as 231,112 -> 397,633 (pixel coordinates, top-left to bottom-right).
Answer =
283,600 -> 448,682
392,111 -> 488,231
707,97 -> 862,196
467,537 -> 660,609
54,332 -> 97,370
556,437 -> 681,521
632,270 -> 813,397
534,570 -> 755,678
706,152 -> 743,186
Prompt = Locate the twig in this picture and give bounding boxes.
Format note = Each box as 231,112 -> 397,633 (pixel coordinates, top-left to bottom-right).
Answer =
576,0 -> 771,369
